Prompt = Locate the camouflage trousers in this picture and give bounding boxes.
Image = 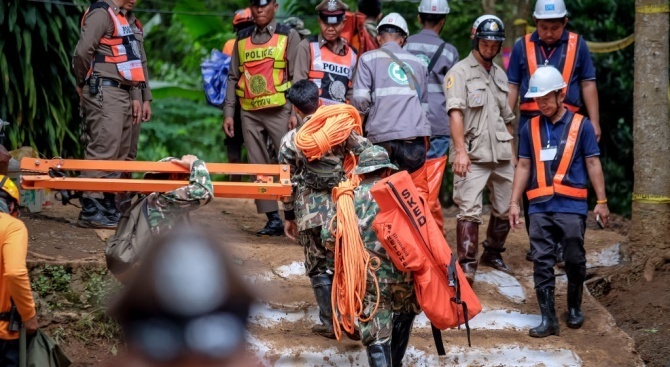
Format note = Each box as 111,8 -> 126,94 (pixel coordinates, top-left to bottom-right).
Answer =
299,226 -> 334,277
360,280 -> 420,346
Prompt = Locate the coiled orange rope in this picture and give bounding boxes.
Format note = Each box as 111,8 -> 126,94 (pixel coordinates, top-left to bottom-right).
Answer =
295,104 -> 379,340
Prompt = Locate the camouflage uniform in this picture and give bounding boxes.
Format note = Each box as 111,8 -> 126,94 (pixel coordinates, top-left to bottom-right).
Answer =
278,118 -> 370,277
144,159 -> 213,235
322,176 -> 419,346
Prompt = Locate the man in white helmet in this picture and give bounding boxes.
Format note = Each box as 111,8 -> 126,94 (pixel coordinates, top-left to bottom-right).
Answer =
352,13 -> 431,183
509,66 -> 609,338
444,15 -> 516,285
507,0 -> 600,260
405,0 -> 459,233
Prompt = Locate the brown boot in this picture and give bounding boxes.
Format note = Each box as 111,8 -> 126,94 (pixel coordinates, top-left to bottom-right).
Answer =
479,216 -> 513,274
457,221 -> 479,285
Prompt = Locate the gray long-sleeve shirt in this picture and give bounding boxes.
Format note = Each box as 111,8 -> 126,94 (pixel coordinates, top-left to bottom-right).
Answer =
352,41 -> 432,143
405,29 -> 459,137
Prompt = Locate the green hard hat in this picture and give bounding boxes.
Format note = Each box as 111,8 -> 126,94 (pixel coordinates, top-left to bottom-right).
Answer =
355,145 -> 398,175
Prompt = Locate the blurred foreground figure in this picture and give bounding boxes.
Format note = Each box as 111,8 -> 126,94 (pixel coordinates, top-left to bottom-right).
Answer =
109,227 -> 258,367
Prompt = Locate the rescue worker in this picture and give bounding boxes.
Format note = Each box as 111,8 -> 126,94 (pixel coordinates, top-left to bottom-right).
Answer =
279,80 -> 370,339
284,17 -> 312,40
507,0 -> 600,259
107,154 -> 214,282
322,146 -> 419,367
73,0 -> 147,229
109,227 -> 258,367
352,13 -> 431,175
405,0 -> 459,232
125,0 -> 152,163
223,9 -> 254,180
341,0 -> 382,55
222,0 -> 302,237
509,66 -> 609,337
0,177 -> 38,367
445,15 -> 516,285
293,0 -> 357,106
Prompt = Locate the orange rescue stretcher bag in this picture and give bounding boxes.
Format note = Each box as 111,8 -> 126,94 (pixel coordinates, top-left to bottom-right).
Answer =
371,170 -> 482,352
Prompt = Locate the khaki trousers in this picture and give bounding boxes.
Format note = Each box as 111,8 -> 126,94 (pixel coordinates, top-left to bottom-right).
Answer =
127,122 -> 141,161
241,104 -> 291,214
80,85 -> 133,199
453,161 -> 514,223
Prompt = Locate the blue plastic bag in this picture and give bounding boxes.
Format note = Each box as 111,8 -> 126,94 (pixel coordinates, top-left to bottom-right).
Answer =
201,49 -> 231,108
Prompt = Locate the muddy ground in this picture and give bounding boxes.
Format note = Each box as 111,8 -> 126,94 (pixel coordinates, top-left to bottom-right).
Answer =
21,199 -> 669,366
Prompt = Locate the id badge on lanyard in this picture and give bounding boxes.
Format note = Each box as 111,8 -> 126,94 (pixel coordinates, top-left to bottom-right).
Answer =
540,121 -> 557,162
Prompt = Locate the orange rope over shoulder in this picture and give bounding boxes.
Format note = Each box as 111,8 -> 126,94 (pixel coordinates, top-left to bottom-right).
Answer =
294,104 -> 363,184
330,181 -> 379,340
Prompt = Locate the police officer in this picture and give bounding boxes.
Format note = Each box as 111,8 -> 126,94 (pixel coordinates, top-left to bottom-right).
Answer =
293,0 -> 357,106
352,13 -> 431,176
0,177 -> 38,367
73,0 -> 147,229
222,0 -> 301,236
125,0 -> 152,163
509,66 -> 609,338
507,0 -> 600,260
445,15 -> 516,285
322,146 -> 418,367
279,80 -> 370,339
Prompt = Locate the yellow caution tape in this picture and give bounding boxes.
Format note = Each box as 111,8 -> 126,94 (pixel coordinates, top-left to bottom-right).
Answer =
636,4 -> 670,13
632,193 -> 670,204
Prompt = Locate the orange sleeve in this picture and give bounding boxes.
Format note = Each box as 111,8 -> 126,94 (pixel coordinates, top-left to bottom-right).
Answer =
2,217 -> 36,321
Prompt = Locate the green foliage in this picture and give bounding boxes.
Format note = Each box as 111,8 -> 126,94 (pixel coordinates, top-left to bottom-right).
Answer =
0,2 -> 84,157
31,265 -> 72,295
137,98 -> 227,163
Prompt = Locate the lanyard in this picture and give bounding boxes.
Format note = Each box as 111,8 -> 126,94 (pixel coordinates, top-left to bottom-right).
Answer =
544,119 -> 552,148
540,45 -> 558,65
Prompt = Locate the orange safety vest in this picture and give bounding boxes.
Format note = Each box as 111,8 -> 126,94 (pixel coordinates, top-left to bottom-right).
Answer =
235,25 -> 291,111
82,2 -> 146,82
307,38 -> 357,105
526,113 -> 588,203
520,32 -> 579,114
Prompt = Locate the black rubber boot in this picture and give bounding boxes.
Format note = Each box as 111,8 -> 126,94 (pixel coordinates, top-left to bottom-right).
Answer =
256,211 -> 284,236
529,288 -> 560,338
366,343 -> 392,367
391,313 -> 415,367
479,216 -> 513,274
456,221 -> 479,285
566,265 -> 585,329
102,193 -> 121,223
310,274 -> 336,339
78,197 -> 117,229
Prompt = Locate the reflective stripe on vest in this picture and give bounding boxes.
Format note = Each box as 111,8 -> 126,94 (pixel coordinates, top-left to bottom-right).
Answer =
307,42 -> 356,105
83,4 -> 145,82
520,32 -> 579,114
527,114 -> 588,202
235,32 -> 290,111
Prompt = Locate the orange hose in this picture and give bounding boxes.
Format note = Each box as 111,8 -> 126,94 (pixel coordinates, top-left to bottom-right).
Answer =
295,104 -> 379,340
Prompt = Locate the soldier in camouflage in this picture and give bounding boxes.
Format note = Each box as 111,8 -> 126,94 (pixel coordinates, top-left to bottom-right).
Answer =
322,145 -> 419,367
141,154 -> 214,234
279,80 -> 371,339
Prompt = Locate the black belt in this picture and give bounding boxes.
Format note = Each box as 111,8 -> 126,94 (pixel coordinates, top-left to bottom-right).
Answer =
100,79 -> 133,91
0,312 -> 10,321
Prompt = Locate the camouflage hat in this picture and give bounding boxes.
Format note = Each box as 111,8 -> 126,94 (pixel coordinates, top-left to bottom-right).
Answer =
284,17 -> 312,36
354,145 -> 398,175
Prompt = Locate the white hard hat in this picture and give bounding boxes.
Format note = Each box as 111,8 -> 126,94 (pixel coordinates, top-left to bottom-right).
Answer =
524,66 -> 567,98
377,12 -> 409,36
418,0 -> 450,15
533,0 -> 568,19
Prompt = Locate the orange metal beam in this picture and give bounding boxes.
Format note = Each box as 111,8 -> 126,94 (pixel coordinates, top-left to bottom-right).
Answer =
20,158 -> 291,185
21,176 -> 291,200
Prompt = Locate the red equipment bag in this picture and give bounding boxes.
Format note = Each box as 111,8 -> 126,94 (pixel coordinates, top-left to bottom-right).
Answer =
371,170 -> 482,352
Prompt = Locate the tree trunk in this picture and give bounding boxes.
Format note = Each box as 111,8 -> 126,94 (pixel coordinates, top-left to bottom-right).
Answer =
482,0 -> 496,14
630,0 -> 670,276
